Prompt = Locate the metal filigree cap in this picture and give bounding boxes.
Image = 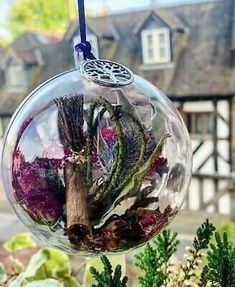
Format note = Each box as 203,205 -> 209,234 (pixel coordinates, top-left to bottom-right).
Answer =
80,59 -> 134,87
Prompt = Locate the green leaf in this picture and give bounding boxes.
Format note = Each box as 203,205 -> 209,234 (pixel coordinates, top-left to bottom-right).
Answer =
113,134 -> 169,209
217,221 -> 235,244
25,279 -> 63,287
36,248 -> 71,278
194,219 -> 216,250
12,258 -> 25,274
4,233 -> 36,252
207,232 -> 235,287
89,255 -> 128,287
9,248 -> 80,287
84,256 -> 126,286
62,276 -> 80,287
135,230 -> 180,287
154,229 -> 180,264
9,249 -> 49,287
0,263 -> 7,283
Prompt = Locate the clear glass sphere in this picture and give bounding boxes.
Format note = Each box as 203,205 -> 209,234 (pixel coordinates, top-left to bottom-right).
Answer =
1,68 -> 192,255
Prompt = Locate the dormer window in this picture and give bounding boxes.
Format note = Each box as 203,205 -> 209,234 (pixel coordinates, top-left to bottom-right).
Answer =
141,28 -> 171,65
6,63 -> 26,91
7,65 -> 23,86
73,34 -> 99,58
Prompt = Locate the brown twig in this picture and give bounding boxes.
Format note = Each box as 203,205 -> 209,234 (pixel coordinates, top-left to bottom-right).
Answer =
55,95 -> 91,245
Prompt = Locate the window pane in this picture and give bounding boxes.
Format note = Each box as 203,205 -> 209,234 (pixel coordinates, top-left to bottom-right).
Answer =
147,34 -> 153,46
159,33 -> 165,45
8,65 -> 23,86
148,48 -> 154,59
195,114 -> 202,133
204,113 -> 213,133
160,47 -> 166,58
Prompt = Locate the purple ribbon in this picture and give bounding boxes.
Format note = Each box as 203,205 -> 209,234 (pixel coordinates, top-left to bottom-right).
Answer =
75,0 -> 96,60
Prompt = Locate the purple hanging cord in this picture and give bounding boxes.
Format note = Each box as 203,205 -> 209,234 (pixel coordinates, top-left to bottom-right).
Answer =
75,0 -> 96,60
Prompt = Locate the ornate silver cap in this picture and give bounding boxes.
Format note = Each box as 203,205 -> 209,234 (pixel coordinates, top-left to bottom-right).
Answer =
80,59 -> 134,87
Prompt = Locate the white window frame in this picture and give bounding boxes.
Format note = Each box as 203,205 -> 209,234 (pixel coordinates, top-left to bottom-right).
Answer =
73,34 -> 99,58
141,28 -> 171,65
6,64 -> 25,87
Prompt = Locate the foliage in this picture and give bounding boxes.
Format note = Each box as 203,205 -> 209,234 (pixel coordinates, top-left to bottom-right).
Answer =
134,219 -> 234,287
136,243 -> 165,287
1,221 -> 235,287
217,221 -> 235,243
89,255 -> 128,287
135,229 -> 179,287
156,229 -> 180,263
207,232 -> 235,287
84,256 -> 126,286
4,233 -> 36,252
9,248 -> 80,287
8,0 -> 76,37
0,38 -> 9,47
25,278 -> 63,287
181,219 -> 216,282
0,263 -> 7,284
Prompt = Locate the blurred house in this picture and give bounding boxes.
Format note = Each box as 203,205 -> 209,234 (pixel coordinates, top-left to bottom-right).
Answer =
0,31 -> 74,137
0,0 -> 234,216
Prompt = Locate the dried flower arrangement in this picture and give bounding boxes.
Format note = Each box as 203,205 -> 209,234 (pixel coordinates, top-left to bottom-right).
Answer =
12,93 -> 174,253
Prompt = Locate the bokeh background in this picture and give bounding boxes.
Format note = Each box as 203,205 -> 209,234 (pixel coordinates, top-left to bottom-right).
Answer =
0,0 -> 234,280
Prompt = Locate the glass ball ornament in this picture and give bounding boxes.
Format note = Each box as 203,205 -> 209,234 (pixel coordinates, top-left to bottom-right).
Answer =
1,59 -> 192,255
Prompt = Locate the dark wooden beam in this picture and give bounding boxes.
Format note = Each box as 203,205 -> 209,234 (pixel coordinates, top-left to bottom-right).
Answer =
193,141 -> 204,155
193,172 -> 235,180
229,98 -> 233,172
170,94 -> 234,102
213,99 -> 219,212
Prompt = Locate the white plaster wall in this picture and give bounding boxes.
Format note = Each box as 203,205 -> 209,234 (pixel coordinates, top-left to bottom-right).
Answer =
184,100 -> 231,214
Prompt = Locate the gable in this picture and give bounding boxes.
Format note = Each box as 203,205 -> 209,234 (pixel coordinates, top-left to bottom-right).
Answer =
142,12 -> 171,31
2,50 -> 23,70
134,12 -> 172,35
64,21 -> 98,43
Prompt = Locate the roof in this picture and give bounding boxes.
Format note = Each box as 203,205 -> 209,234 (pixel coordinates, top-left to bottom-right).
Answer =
65,8 -> 185,41
64,0 -> 235,96
14,49 -> 38,65
166,0 -> 235,95
0,42 -> 74,115
11,31 -> 61,50
231,0 -> 235,50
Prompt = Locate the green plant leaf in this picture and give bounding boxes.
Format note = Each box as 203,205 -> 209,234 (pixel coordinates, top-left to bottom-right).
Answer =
9,247 -> 80,287
135,229 -> 180,287
217,221 -> 235,244
25,279 -> 63,287
36,248 -> 71,278
12,258 -> 25,274
89,255 -> 128,287
9,249 -> 49,287
207,232 -> 235,287
4,233 -> 36,252
62,275 -> 80,287
84,256 -> 126,286
0,263 -> 7,283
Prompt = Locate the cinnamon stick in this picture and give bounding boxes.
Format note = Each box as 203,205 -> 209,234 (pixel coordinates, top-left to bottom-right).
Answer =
64,162 -> 91,244
55,95 -> 91,245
